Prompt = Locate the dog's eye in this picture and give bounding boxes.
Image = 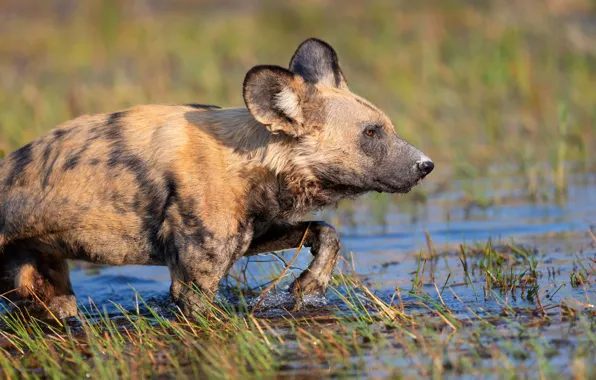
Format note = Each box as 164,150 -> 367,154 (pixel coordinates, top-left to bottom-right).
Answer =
364,128 -> 375,137
362,123 -> 383,138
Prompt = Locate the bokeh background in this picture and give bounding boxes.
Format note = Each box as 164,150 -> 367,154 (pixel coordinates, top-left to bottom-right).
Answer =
1,0 -> 595,202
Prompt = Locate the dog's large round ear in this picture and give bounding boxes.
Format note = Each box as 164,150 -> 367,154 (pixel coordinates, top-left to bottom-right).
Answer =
289,38 -> 347,89
243,65 -> 308,137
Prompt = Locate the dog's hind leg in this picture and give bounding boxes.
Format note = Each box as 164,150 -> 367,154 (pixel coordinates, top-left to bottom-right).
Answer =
3,244 -> 77,319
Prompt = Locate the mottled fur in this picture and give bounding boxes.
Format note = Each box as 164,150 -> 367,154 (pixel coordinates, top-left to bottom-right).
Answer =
0,39 -> 433,317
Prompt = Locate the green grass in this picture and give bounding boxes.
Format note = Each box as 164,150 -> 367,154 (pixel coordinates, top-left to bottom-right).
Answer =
0,237 -> 595,379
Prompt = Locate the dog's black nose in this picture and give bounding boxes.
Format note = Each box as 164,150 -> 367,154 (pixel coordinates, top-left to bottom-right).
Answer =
417,160 -> 434,176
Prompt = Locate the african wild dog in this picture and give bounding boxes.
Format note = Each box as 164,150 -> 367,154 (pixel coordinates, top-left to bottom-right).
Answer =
0,38 -> 434,318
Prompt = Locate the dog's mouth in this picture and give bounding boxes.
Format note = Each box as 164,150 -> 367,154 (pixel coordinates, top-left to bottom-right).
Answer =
372,179 -> 420,194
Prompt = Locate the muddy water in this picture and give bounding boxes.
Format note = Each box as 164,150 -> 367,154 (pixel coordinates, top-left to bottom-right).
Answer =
67,173 -> 596,316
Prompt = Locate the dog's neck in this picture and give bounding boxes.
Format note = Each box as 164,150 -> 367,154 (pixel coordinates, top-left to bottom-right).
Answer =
188,107 -> 363,223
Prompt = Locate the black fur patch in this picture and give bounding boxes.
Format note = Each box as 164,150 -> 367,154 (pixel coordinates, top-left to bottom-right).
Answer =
104,112 -> 126,142
289,38 -> 346,88
52,129 -> 69,140
162,235 -> 179,267
247,223 -> 308,255
42,152 -> 60,190
41,128 -> 75,188
173,194 -> 216,261
163,171 -> 178,214
355,98 -> 377,112
184,104 -> 221,110
63,156 -> 79,171
205,251 -> 217,261
108,111 -> 126,125
42,144 -> 53,168
63,140 -> 92,171
4,142 -> 34,187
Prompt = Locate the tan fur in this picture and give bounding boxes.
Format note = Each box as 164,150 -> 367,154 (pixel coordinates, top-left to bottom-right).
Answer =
15,263 -> 38,297
15,260 -> 70,299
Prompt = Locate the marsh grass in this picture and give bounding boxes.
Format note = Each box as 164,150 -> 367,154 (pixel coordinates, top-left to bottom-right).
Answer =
0,236 -> 595,379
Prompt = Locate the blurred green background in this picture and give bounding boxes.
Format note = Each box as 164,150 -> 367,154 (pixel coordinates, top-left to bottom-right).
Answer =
1,0 -> 595,198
